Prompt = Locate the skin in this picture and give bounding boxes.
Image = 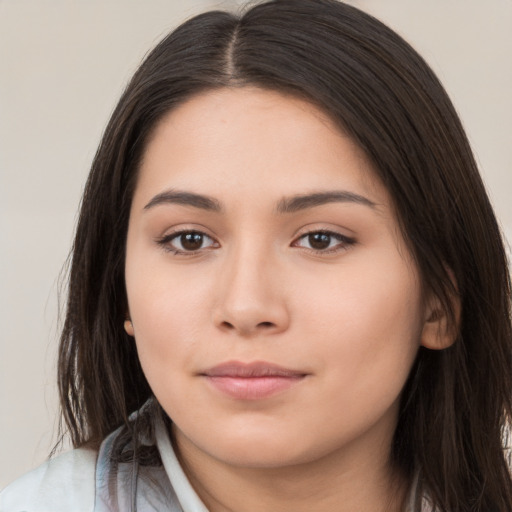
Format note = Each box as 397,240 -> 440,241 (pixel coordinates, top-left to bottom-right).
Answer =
125,87 -> 450,512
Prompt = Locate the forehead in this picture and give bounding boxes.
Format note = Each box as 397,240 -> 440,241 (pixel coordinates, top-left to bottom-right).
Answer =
134,87 -> 388,210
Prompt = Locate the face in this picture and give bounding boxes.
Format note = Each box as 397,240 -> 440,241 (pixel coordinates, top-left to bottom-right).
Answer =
125,87 -> 430,470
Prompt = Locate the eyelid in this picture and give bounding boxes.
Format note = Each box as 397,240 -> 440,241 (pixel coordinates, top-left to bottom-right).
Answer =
153,224 -> 355,256
291,228 -> 356,254
155,227 -> 220,255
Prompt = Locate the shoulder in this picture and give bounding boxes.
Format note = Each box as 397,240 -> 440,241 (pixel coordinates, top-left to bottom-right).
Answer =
0,447 -> 97,512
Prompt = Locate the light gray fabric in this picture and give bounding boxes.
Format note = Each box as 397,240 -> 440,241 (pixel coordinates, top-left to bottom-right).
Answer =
0,404 -> 207,512
0,448 -> 97,512
93,423 -> 183,511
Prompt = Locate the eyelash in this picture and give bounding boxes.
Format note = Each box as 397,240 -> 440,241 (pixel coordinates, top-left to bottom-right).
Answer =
293,230 -> 356,254
156,230 -> 218,255
156,229 -> 355,256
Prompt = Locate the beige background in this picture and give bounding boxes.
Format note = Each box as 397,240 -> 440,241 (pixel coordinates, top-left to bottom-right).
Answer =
1,0 -> 511,488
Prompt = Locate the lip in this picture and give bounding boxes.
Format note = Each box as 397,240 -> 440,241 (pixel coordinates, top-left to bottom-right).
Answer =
200,361 -> 308,400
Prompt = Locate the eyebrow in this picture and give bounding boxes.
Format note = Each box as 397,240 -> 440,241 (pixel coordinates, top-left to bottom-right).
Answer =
276,191 -> 377,213
143,189 -> 377,214
144,190 -> 222,212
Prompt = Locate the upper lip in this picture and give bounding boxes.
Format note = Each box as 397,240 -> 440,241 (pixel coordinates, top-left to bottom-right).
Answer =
201,360 -> 307,378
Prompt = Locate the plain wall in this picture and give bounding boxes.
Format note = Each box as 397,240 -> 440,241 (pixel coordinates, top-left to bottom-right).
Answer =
1,0 -> 511,488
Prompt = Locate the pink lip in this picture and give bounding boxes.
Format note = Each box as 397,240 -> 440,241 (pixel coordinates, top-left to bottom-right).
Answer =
201,361 -> 307,400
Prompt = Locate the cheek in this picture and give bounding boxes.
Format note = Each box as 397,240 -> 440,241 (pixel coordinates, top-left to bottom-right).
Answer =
132,284 -> 206,328
297,253 -> 423,394
125,254 -> 214,382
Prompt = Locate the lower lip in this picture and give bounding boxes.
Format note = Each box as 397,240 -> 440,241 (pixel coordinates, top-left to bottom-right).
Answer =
205,375 -> 304,400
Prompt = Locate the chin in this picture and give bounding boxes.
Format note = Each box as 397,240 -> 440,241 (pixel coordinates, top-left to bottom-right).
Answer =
191,426 -> 331,469
209,442 -> 309,469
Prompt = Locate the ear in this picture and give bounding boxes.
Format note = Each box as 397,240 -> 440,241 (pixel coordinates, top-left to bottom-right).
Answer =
420,285 -> 461,350
124,318 -> 135,337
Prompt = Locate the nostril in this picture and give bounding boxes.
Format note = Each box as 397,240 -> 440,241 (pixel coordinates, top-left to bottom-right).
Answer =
257,321 -> 275,328
221,321 -> 235,330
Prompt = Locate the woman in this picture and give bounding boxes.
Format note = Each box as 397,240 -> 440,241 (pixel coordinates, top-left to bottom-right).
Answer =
1,0 -> 511,510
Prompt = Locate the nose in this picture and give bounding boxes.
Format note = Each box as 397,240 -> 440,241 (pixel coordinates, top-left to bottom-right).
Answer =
212,246 -> 290,337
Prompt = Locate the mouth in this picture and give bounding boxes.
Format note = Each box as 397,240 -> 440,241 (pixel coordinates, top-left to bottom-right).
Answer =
200,360 -> 308,400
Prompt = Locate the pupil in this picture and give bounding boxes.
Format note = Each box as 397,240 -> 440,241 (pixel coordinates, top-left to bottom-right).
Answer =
309,233 -> 331,250
181,233 -> 203,250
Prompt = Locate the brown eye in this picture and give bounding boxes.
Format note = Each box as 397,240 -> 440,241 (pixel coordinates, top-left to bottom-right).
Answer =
158,230 -> 217,253
294,230 -> 355,253
308,232 -> 331,250
180,232 -> 205,251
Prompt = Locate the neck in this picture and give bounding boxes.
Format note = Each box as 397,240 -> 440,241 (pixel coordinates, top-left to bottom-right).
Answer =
172,427 -> 409,512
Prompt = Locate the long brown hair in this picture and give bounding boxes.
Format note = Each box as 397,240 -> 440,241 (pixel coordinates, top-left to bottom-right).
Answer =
57,1 -> 512,510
